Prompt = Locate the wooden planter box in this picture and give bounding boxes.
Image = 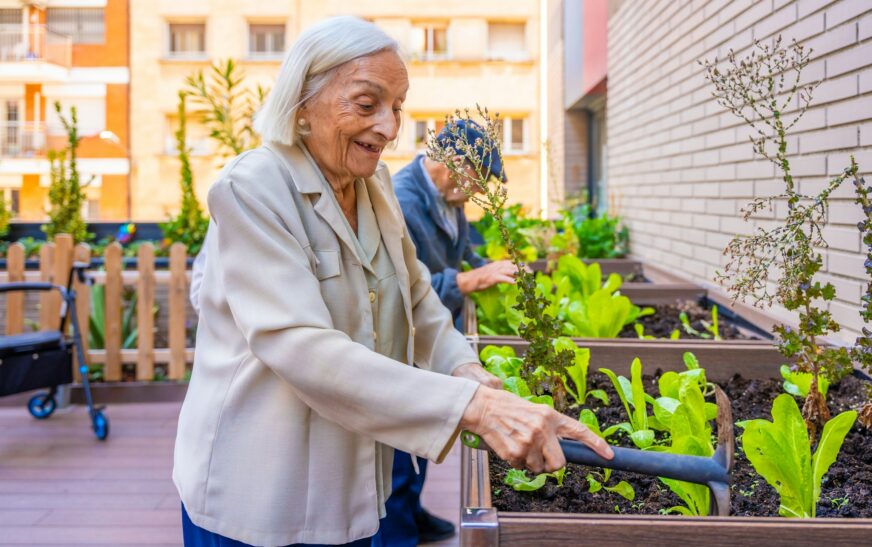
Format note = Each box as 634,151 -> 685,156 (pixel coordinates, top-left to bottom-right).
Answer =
526,258 -> 708,305
530,258 -> 642,278
464,285 -> 789,370
460,353 -> 872,546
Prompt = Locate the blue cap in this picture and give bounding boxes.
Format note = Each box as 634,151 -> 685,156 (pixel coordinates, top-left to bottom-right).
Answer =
436,119 -> 507,182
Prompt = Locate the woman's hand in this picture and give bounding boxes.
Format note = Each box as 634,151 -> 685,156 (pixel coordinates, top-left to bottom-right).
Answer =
459,386 -> 613,474
451,363 -> 503,389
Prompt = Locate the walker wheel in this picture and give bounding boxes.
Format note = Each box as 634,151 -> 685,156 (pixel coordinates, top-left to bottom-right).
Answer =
27,392 -> 57,420
92,410 -> 109,441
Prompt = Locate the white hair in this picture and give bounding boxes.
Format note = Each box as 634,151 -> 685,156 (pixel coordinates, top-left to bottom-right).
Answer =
253,16 -> 400,146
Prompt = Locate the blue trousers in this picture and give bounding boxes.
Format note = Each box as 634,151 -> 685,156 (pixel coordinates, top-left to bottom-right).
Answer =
181,504 -> 381,547
378,450 -> 428,547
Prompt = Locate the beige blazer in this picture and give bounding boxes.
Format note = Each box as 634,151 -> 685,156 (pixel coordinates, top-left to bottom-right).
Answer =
173,143 -> 480,546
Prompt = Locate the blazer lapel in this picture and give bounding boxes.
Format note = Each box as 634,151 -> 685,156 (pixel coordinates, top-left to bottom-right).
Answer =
268,143 -> 361,263
365,174 -> 413,325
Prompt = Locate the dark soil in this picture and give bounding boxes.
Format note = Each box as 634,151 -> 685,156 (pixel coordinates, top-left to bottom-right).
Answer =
490,371 -> 872,518
618,301 -> 752,340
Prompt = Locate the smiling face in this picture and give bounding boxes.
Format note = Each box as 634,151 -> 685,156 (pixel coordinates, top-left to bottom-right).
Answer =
300,49 -> 409,189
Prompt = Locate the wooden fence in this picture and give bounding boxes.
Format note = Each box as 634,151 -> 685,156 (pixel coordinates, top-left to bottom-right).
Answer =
2,234 -> 194,383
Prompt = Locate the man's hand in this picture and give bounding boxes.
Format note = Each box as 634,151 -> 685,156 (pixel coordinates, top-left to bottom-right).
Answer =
456,260 -> 518,294
451,363 -> 503,389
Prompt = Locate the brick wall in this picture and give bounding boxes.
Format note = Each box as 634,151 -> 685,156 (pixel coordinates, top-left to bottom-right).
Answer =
607,0 -> 872,342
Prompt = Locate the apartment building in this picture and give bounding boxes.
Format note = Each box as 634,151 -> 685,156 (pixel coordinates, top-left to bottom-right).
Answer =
0,0 -> 129,221
129,0 -> 542,219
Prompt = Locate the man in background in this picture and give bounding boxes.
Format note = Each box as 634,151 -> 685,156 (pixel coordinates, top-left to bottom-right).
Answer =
382,121 -> 515,545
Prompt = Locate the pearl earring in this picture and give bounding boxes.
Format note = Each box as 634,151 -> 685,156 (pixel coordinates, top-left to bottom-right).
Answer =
297,118 -> 307,127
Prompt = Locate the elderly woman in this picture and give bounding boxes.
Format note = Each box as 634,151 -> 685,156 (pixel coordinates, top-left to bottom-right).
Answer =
173,16 -> 610,547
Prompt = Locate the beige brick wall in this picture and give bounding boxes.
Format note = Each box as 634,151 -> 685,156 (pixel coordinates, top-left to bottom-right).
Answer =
607,0 -> 872,342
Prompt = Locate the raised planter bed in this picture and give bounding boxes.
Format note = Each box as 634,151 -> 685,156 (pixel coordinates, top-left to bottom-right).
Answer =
460,347 -> 872,545
530,258 -> 642,279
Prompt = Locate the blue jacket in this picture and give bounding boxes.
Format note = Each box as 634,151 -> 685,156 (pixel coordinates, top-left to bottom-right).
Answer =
393,155 -> 487,326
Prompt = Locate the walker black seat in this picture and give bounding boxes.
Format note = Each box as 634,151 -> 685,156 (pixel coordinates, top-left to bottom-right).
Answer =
0,331 -> 65,358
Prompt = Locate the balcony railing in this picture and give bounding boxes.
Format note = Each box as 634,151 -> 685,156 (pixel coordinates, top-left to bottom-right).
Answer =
0,121 -> 46,158
0,24 -> 72,68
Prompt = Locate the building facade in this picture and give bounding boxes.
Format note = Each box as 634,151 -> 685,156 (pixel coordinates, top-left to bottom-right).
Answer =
129,0 -> 543,220
0,0 -> 130,221
606,0 -> 872,342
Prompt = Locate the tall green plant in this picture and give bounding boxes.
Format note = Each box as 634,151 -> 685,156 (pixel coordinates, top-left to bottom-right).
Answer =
739,394 -> 857,518
705,37 -> 857,435
851,170 -> 872,427
43,102 -> 92,243
429,107 -> 574,409
0,193 -> 10,238
160,92 -> 210,255
184,59 -> 267,159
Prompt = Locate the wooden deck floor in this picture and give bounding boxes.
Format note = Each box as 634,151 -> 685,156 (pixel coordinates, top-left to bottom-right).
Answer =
0,401 -> 461,546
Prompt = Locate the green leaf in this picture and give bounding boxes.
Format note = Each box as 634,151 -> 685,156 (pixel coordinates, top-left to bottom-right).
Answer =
504,469 -> 548,492
589,389 -> 610,406
604,480 -> 636,501
629,429 -> 655,449
630,358 -> 648,432
780,365 -> 830,398
585,474 -> 603,493
683,352 -> 700,370
811,410 -> 857,511
740,394 -> 812,518
504,376 -> 533,398
579,409 -> 604,438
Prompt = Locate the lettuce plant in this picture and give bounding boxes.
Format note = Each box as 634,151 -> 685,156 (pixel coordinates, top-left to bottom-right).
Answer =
599,358 -> 654,449
504,467 -> 566,492
781,365 -> 830,400
566,204 -> 630,259
579,409 -> 636,501
553,338 -> 609,406
656,378 -> 716,515
739,394 -> 857,518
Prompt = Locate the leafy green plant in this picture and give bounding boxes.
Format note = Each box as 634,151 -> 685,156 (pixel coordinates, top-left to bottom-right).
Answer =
578,410 -> 635,500
656,378 -> 716,515
0,193 -> 10,238
850,170 -> 872,428
504,467 -> 566,492
566,204 -> 629,259
738,394 -> 857,518
599,358 -> 654,449
183,59 -> 267,159
706,37 -> 856,434
43,102 -> 93,244
781,365 -> 830,399
429,107 -> 575,409
160,91 -> 210,255
553,338 -> 608,406
88,284 -> 138,351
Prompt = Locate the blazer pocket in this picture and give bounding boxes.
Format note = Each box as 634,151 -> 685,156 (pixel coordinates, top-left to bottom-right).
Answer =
313,249 -> 341,280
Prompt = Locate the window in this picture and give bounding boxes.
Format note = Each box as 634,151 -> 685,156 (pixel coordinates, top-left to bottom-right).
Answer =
164,115 -> 211,156
487,22 -> 526,60
411,23 -> 447,60
503,117 -> 526,153
168,23 -> 206,57
46,8 -> 104,44
0,9 -> 21,26
46,97 -> 104,138
10,189 -> 18,216
249,24 -> 285,58
3,99 -> 19,156
412,118 -> 446,149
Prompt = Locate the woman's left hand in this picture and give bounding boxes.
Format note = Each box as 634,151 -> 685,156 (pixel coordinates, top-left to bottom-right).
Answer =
452,363 -> 503,389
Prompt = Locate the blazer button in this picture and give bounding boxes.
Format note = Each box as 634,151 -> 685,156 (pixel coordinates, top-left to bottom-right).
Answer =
373,331 -> 378,341
411,327 -> 416,337
369,290 -> 376,303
